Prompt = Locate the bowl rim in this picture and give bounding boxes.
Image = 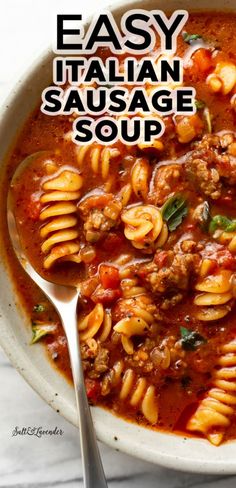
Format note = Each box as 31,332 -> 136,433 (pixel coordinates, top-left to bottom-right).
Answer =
1,0 -> 236,474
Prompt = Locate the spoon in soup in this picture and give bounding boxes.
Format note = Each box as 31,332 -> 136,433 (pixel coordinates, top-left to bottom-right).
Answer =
7,152 -> 108,488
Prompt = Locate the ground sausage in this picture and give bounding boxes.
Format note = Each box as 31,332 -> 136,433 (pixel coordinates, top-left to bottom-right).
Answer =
137,244 -> 201,308
185,132 -> 236,200
148,164 -> 185,206
79,193 -> 122,242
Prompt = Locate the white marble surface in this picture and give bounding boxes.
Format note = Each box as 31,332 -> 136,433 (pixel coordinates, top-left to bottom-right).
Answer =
1,1 -> 236,486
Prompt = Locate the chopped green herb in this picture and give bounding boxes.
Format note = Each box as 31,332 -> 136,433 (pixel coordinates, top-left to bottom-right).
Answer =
33,304 -> 45,313
161,194 -> 188,232
195,99 -> 205,111
182,32 -> 202,44
209,214 -> 236,234
31,321 -> 57,344
180,326 -> 207,351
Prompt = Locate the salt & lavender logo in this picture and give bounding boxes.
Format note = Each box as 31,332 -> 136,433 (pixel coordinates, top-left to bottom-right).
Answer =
11,426 -> 64,438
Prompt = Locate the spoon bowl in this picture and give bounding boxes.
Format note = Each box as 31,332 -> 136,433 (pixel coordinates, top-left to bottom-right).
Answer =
7,153 -> 108,488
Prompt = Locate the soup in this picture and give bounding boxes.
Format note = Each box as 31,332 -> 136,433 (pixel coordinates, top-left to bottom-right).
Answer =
1,11 -> 236,446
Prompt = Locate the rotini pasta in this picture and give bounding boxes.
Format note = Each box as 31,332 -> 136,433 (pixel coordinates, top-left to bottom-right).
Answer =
120,369 -> 158,424
120,276 -> 147,298
114,316 -> 150,354
119,266 -> 157,311
131,158 -> 150,200
207,61 -> 236,95
76,144 -> 120,180
114,270 -> 157,354
194,269 -> 234,321
187,339 -> 236,445
121,204 -> 168,252
78,303 -> 112,342
39,167 -> 83,268
118,183 -> 132,208
102,361 -> 158,424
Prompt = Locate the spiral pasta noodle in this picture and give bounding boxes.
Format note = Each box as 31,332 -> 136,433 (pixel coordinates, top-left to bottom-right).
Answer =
187,339 -> 236,445
118,183 -> 132,208
120,276 -> 147,299
120,369 -> 158,424
119,266 -> 156,306
78,303 -> 112,342
114,270 -> 157,354
76,144 -> 121,180
114,316 -> 150,355
194,269 -> 234,321
102,360 -> 158,424
131,158 -> 150,200
206,61 -> 236,95
121,204 -> 168,253
39,168 -> 83,269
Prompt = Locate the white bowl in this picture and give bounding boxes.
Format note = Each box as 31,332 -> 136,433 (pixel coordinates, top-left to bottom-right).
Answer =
0,0 -> 236,474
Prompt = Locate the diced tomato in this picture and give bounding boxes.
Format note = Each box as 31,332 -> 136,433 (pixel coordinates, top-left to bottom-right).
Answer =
99,264 -> 120,289
26,196 -> 42,221
154,250 -> 169,268
91,287 -> 122,305
216,250 -> 236,270
102,232 -> 125,252
85,379 -> 101,403
191,49 -> 213,76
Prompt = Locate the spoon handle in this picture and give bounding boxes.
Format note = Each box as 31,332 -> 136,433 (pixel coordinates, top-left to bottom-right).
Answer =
60,305 -> 108,488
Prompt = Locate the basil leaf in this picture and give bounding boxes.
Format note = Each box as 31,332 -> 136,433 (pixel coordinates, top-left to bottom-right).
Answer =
161,194 -> 188,232
180,326 -> 207,351
31,321 -> 57,344
182,32 -> 202,44
195,99 -> 205,110
209,214 -> 236,234
33,304 -> 45,313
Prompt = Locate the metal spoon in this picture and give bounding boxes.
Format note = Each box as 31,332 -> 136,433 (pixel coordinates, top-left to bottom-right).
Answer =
7,152 -> 108,488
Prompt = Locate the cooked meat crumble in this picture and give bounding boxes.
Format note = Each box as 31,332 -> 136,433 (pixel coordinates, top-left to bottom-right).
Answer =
185,133 -> 236,200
